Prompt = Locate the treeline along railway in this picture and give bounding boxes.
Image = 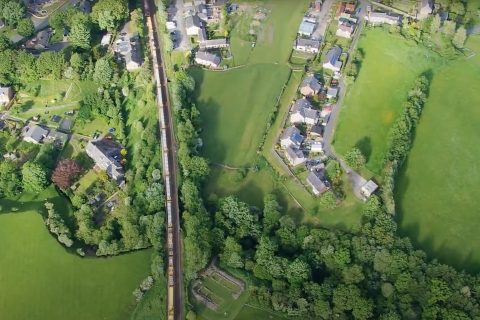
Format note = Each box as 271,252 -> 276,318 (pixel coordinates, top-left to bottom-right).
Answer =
143,0 -> 183,319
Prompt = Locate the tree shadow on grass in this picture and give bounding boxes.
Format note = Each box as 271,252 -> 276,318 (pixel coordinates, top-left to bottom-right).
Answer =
355,136 -> 372,163
20,100 -> 34,113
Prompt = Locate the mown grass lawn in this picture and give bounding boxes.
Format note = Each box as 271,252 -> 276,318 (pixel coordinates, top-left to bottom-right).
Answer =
191,64 -> 290,167
395,36 -> 480,273
0,188 -> 152,320
332,28 -> 445,175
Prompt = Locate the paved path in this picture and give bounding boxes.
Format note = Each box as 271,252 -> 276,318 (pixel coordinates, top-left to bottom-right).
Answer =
312,0 -> 335,40
322,0 -> 369,199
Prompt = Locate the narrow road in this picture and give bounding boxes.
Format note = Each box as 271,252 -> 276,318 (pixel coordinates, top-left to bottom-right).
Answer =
144,0 -> 184,319
322,0 -> 369,198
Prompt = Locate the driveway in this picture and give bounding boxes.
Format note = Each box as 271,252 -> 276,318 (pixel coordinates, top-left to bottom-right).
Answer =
311,0 -> 335,40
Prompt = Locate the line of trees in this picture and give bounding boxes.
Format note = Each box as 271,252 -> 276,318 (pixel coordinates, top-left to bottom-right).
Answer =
382,75 -> 430,213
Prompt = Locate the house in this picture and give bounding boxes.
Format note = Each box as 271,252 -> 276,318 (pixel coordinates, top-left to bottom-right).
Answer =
199,38 -> 229,49
285,146 -> 306,166
293,38 -> 321,53
195,51 -> 221,68
290,99 -> 318,125
418,0 -> 433,20
298,19 -> 316,37
186,15 -> 203,36
22,124 -> 49,144
366,12 -> 401,25
101,33 -> 112,46
360,180 -> 378,198
327,87 -> 339,99
26,29 -> 51,50
280,126 -> 304,149
45,130 -> 68,148
336,23 -> 354,38
310,142 -> 323,153
344,2 -> 356,14
310,125 -> 324,139
0,86 -> 13,106
323,46 -> 343,72
300,75 -> 322,97
320,105 -> 333,119
86,140 -> 125,184
306,171 -> 329,196
114,35 -> 143,71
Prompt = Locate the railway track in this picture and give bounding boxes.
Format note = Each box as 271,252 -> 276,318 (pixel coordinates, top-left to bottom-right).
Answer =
143,0 -> 183,319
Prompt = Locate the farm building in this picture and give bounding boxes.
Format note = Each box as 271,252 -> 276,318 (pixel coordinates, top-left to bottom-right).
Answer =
293,38 -> 321,53
280,126 -> 304,149
199,38 -> 229,49
300,75 -> 322,97
86,140 -> 125,184
366,12 -> 402,25
306,171 -> 329,196
195,51 -> 221,68
323,46 -> 343,72
285,146 -> 306,166
0,86 -> 13,106
360,180 -> 378,198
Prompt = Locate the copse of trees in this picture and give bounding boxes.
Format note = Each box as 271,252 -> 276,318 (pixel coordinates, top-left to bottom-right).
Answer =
207,193 -> 480,319
44,202 -> 73,247
0,0 -> 25,27
91,0 -> 128,31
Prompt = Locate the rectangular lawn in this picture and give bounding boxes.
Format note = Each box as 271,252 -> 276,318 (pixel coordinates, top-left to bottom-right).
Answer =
191,64 -> 290,167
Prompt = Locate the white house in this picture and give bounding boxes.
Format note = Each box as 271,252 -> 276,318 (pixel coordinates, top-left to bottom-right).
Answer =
285,146 -> 306,166
290,99 -> 318,125
360,180 -> 378,199
195,51 -> 221,68
293,38 -> 321,54
323,46 -> 343,72
280,126 -> 304,149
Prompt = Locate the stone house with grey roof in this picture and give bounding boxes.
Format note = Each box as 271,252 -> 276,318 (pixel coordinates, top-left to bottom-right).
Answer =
86,140 -> 125,185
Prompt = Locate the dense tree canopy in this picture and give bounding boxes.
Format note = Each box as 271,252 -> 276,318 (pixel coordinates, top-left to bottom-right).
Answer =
22,161 -> 48,193
91,0 -> 128,31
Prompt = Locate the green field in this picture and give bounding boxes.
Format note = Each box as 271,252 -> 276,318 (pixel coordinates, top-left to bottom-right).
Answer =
333,29 -> 445,175
395,36 -> 480,272
0,188 -> 152,320
191,64 -> 290,167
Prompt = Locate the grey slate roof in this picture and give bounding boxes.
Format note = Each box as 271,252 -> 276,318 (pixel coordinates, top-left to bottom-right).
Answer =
186,15 -> 202,29
282,126 -> 304,145
286,146 -> 305,162
310,125 -> 324,137
327,87 -> 338,97
294,38 -> 321,49
292,98 -> 312,113
307,171 -> 329,194
301,75 -> 322,93
23,124 -> 49,143
324,46 -> 342,65
86,140 -> 125,183
196,51 -> 221,66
